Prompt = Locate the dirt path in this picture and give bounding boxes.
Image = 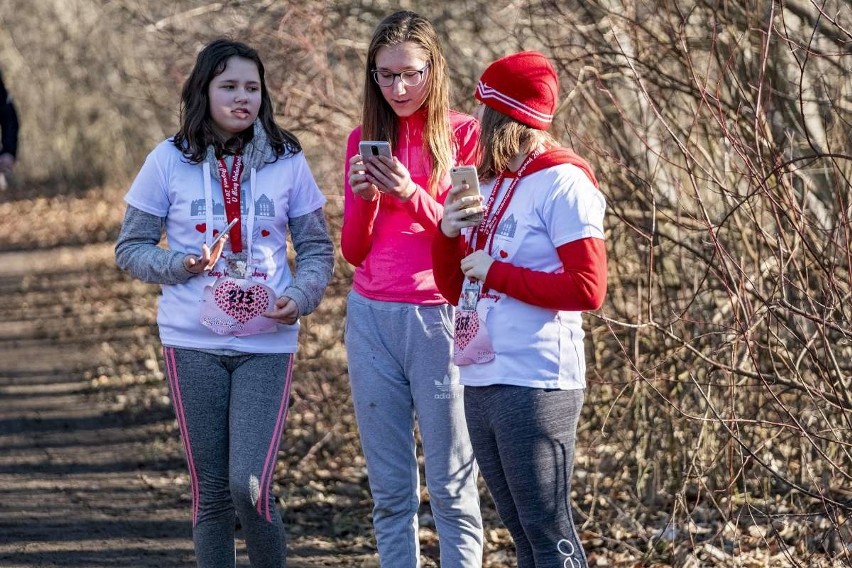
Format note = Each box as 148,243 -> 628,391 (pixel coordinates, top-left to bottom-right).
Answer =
0,244 -> 378,567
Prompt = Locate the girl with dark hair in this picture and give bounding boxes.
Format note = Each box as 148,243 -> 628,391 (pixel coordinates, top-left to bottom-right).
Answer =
341,10 -> 483,568
115,38 -> 334,567
433,51 -> 607,568
172,39 -> 299,164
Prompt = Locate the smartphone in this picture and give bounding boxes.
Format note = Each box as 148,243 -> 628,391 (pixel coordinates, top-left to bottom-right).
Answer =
359,141 -> 392,160
210,217 -> 239,248
450,165 -> 483,223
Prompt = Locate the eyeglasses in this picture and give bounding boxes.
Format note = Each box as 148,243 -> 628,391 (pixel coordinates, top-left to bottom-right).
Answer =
371,65 -> 430,88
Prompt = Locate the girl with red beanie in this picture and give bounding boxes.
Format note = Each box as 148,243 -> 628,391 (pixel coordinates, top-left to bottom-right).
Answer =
433,51 -> 607,567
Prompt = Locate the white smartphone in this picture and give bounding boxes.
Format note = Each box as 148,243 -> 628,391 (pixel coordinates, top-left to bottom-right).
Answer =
359,140 -> 392,159
210,217 -> 239,248
450,165 -> 483,223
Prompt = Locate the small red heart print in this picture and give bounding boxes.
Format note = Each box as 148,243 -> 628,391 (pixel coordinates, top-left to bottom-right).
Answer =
195,223 -> 206,233
212,230 -> 220,237
499,250 -> 508,258
261,229 -> 270,237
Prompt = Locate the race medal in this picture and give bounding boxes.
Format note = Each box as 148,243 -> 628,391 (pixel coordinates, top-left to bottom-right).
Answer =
226,251 -> 249,279
217,155 -> 245,250
453,152 -> 543,366
453,298 -> 495,366
218,154 -> 248,279
459,279 -> 481,313
200,153 -> 279,336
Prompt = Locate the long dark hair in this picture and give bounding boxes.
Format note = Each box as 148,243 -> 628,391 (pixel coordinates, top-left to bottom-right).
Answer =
173,39 -> 301,162
362,11 -> 452,196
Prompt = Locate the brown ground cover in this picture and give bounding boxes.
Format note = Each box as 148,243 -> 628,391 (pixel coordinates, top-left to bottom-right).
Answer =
1,185 -> 848,567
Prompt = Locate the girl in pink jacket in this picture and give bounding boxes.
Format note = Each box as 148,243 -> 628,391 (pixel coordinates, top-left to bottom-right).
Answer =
341,10 -> 483,568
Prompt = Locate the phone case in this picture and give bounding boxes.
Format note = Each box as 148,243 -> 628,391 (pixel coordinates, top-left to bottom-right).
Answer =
450,166 -> 483,223
450,167 -> 480,198
359,141 -> 392,159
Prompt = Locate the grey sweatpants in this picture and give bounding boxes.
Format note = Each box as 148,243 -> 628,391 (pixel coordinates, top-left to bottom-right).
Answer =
345,291 -> 483,567
162,346 -> 293,568
464,385 -> 587,568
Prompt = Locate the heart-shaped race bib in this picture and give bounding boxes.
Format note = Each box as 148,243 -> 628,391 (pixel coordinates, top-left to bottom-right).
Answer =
213,279 -> 271,323
453,307 -> 495,366
200,277 -> 278,336
455,311 -> 479,350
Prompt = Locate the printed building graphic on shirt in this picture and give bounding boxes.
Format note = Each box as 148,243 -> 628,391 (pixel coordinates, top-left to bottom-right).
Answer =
191,190 -> 276,218
496,214 -> 517,238
255,194 -> 274,217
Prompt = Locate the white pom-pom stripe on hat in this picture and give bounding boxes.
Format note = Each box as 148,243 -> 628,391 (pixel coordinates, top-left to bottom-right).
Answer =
476,81 -> 554,124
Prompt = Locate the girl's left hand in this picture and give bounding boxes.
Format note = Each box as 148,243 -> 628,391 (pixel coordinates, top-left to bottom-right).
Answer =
460,250 -> 495,282
264,295 -> 299,325
364,155 -> 417,201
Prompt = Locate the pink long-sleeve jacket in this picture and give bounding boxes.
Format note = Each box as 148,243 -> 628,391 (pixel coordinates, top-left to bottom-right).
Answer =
342,109 -> 479,305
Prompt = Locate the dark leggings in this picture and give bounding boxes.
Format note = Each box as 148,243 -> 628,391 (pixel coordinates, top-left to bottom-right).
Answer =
464,385 -> 587,568
162,347 -> 293,568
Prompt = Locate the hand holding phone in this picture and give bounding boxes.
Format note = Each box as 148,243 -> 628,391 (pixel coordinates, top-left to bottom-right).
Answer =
210,217 -> 239,248
449,166 -> 483,224
184,218 -> 236,274
357,141 -> 416,200
359,141 -> 392,160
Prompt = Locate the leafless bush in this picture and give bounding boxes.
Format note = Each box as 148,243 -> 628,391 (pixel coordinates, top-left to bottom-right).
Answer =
520,0 -> 851,564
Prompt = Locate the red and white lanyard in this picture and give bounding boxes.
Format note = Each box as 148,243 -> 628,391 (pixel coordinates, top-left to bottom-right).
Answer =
467,150 -> 541,256
216,155 -> 245,252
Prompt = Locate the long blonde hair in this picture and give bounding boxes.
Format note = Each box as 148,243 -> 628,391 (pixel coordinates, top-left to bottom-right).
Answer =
361,11 -> 452,196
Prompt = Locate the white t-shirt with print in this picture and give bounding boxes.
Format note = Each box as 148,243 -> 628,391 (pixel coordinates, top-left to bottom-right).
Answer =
460,163 -> 606,390
124,139 -> 326,354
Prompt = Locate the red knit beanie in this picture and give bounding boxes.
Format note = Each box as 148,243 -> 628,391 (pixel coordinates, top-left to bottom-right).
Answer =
474,51 -> 558,131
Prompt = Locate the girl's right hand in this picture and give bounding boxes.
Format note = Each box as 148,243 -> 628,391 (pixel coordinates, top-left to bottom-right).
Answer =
349,154 -> 379,202
183,234 -> 228,274
440,183 -> 484,238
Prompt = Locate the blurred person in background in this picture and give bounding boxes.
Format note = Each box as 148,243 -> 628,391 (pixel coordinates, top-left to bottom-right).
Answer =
433,51 -> 607,568
0,68 -> 20,187
341,10 -> 483,567
115,39 -> 334,567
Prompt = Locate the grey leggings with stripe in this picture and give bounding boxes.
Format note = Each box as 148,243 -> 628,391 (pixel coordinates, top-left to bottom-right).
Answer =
464,385 -> 587,568
162,346 -> 294,568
